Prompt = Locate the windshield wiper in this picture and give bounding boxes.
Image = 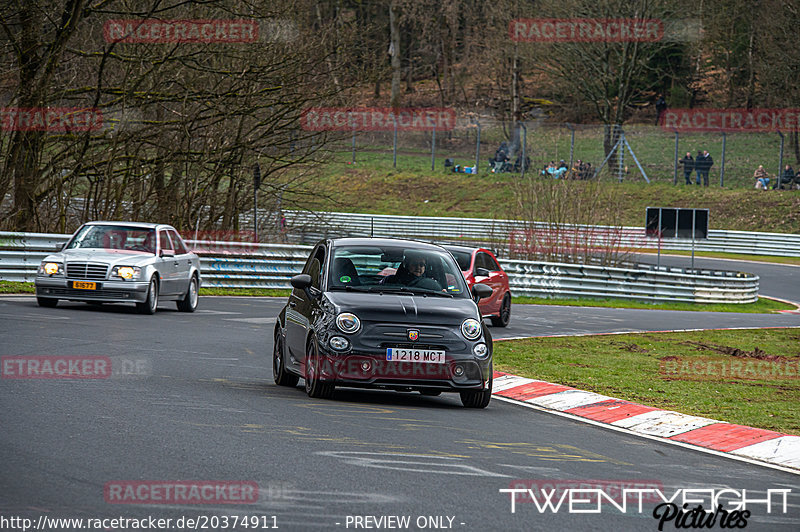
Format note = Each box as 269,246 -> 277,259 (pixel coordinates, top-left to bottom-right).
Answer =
368,286 -> 453,297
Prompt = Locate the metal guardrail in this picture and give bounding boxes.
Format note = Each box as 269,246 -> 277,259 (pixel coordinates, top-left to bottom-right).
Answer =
281,211 -> 800,257
0,232 -> 759,303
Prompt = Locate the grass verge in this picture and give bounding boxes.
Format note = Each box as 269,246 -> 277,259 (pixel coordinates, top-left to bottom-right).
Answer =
493,328 -> 800,435
639,250 -> 800,266
302,151 -> 800,234
2,282 -> 792,312
512,295 -> 796,313
199,287 -> 291,297
0,281 -> 34,294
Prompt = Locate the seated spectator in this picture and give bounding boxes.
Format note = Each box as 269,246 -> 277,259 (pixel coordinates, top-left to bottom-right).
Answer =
582,162 -> 593,179
513,153 -> 530,173
773,164 -> 795,189
753,165 -> 770,190
491,142 -> 510,173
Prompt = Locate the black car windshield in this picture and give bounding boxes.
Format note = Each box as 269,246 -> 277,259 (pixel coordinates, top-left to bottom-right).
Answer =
65,225 -> 156,254
329,245 -> 469,297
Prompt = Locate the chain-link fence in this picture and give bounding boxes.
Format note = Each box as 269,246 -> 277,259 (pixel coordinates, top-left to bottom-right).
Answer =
325,117 -> 796,189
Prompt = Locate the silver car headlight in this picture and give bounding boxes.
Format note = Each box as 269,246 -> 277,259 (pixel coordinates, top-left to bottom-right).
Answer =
336,313 -> 361,334
39,262 -> 63,276
461,318 -> 482,340
111,266 -> 142,281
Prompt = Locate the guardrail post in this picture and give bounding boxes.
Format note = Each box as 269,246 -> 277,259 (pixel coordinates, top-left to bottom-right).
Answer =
393,115 -> 398,169
474,119 -> 481,173
520,122 -> 527,177
567,123 -> 575,171
720,132 -> 726,187
673,131 -> 679,185
431,121 -> 436,171
777,131 -> 785,190
351,112 -> 356,164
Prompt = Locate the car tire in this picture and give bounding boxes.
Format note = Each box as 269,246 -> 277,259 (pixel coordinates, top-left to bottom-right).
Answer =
273,332 -> 299,387
176,275 -> 199,312
37,297 -> 58,308
490,293 -> 511,327
304,338 -> 335,399
419,390 -> 442,396
460,379 -> 492,408
136,277 -> 159,315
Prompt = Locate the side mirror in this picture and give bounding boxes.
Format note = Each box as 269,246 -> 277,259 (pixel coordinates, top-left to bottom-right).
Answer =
55,243 -> 66,252
160,249 -> 175,258
472,283 -> 493,302
474,267 -> 491,277
290,274 -> 312,289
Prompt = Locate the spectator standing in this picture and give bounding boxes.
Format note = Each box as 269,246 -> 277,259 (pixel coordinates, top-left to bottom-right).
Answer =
679,152 -> 694,184
697,150 -> 713,186
655,94 -> 667,125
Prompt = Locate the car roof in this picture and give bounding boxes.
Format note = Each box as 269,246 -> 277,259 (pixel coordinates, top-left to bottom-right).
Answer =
441,244 -> 479,253
329,237 -> 447,251
84,221 -> 168,230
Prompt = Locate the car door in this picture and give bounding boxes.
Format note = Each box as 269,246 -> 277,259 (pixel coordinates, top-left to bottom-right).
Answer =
285,244 -> 326,367
168,229 -> 192,295
156,229 -> 178,295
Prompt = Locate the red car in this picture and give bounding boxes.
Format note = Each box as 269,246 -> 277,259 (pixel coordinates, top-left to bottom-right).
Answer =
444,245 -> 511,327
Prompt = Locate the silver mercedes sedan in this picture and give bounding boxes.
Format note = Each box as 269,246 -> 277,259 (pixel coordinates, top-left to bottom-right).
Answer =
34,221 -> 201,314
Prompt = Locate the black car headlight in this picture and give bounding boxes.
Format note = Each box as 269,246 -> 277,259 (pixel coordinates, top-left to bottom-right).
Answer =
336,312 -> 361,334
39,262 -> 63,276
472,343 -> 489,358
461,318 -> 482,340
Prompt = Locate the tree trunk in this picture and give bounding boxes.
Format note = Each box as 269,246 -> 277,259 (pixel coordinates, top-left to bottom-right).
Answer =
389,0 -> 402,108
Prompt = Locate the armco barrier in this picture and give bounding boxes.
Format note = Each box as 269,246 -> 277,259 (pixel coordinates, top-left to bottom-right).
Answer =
0,232 -> 758,303
279,211 -> 800,258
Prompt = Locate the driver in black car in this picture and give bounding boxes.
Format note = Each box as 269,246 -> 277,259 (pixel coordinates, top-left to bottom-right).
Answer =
386,252 -> 443,291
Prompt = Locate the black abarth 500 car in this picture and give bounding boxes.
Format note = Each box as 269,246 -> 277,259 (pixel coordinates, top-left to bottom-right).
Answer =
273,238 -> 494,408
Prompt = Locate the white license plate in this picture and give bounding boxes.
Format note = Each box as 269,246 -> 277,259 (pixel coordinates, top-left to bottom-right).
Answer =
386,348 -> 445,364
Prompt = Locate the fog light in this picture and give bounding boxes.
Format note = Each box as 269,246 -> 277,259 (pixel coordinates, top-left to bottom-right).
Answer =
472,343 -> 488,358
329,336 -> 350,351
453,365 -> 465,377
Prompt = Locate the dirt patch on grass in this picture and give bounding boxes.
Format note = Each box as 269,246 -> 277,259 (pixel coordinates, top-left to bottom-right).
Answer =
679,341 -> 790,362
610,341 -> 649,353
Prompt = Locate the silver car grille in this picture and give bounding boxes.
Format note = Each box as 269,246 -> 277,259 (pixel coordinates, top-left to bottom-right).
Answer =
66,262 -> 108,280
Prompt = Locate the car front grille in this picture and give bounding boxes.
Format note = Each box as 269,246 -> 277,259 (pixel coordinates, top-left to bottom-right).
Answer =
66,262 -> 108,280
43,288 -> 131,299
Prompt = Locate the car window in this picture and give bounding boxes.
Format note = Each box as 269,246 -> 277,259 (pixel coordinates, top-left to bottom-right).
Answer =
65,225 -> 155,254
169,230 -> 188,254
329,245 -> 468,297
477,252 -> 500,271
449,250 -> 472,271
159,230 -> 173,252
482,252 -> 501,271
303,245 -> 326,289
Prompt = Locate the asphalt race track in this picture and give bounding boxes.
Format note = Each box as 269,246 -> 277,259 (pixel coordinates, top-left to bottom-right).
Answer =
1,257 -> 799,531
